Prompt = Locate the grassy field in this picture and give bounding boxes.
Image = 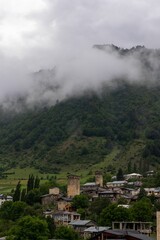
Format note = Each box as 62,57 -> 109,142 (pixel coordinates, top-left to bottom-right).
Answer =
0,167 -> 57,194
0,151 -> 118,194
4,167 -> 55,180
0,141 -> 145,194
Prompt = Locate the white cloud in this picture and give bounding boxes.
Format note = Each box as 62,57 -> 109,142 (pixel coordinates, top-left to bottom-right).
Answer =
0,0 -> 159,109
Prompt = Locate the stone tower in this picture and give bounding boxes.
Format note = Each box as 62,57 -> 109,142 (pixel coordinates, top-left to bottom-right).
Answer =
157,211 -> 160,240
95,171 -> 103,187
67,175 -> 80,198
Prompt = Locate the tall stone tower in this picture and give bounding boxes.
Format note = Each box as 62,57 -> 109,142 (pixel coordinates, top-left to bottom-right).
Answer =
95,171 -> 103,187
67,175 -> 80,198
157,211 -> 160,240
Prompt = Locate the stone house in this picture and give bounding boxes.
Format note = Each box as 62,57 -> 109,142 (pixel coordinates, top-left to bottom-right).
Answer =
69,220 -> 96,238
41,194 -> 57,206
57,197 -> 73,211
106,181 -> 127,188
53,211 -> 80,225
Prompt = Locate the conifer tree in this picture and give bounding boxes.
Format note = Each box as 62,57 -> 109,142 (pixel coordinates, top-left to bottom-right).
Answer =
13,181 -> 21,202
116,168 -> 124,181
27,174 -> 35,193
34,176 -> 40,189
21,188 -> 26,202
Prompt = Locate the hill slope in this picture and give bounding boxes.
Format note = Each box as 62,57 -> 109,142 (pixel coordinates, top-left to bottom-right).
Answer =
0,82 -> 160,175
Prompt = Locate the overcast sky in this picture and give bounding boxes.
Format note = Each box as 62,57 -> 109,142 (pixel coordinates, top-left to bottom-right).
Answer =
1,0 -> 160,58
0,0 -> 160,108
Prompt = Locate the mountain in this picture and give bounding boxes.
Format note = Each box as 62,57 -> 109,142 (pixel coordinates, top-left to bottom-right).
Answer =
0,46 -> 160,175
0,82 -> 159,175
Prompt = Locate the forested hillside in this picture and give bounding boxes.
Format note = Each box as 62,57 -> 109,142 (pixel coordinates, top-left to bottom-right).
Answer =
0,81 -> 160,174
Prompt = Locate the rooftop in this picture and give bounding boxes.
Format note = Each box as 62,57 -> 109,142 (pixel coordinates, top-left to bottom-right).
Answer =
83,182 -> 97,186
84,226 -> 110,233
69,220 -> 93,226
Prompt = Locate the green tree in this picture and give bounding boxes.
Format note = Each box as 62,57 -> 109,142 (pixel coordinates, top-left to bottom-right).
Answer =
10,201 -> 28,221
127,161 -> 132,173
13,181 -> 21,202
72,194 -> 89,210
99,203 -> 130,226
133,163 -> 137,172
54,225 -> 80,240
7,216 -> 49,240
46,217 -> 56,239
117,197 -> 128,204
89,198 -> 111,222
21,188 -> 26,202
0,201 -> 27,221
27,174 -> 35,193
137,187 -> 147,200
116,168 -> 124,180
154,171 -> 160,187
129,198 -> 153,222
25,189 -> 41,206
103,173 -> 112,185
0,201 -> 13,220
34,176 -> 40,189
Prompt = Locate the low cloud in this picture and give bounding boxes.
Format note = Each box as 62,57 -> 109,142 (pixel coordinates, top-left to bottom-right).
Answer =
0,1 -> 160,110
0,45 -> 147,110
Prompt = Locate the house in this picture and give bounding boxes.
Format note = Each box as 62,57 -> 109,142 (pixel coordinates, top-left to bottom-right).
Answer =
106,181 -> 127,188
81,183 -> 100,198
84,226 -> 110,239
128,181 -> 142,187
118,204 -> 130,208
69,220 -> 96,237
121,187 -> 140,196
43,209 -> 54,218
6,196 -> 13,201
124,173 -> 143,180
93,229 -> 153,240
146,170 -> 154,177
144,188 -> 160,197
98,190 -> 121,200
53,211 -> 80,225
41,194 -> 57,205
57,197 -> 73,211
82,182 -> 99,190
0,194 -> 13,206
112,221 -> 152,235
49,187 -> 60,195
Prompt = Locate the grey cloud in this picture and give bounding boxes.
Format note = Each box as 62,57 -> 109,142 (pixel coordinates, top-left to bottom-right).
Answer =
0,0 -> 160,110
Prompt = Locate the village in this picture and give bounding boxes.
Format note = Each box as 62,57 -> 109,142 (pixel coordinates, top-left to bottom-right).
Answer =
37,171 -> 158,240
0,170 -> 160,239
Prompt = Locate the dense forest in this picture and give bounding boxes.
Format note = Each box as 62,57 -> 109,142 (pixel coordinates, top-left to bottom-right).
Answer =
0,46 -> 160,174
0,80 -> 160,174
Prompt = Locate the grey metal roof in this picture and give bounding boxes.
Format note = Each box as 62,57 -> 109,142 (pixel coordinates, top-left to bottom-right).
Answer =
112,181 -> 127,184
127,232 -> 154,240
104,229 -> 128,235
99,191 -> 115,194
6,196 -> 13,199
84,226 -> 110,233
69,220 -> 92,226
58,197 -> 73,202
104,229 -> 153,240
83,182 -> 97,186
54,211 -> 80,216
